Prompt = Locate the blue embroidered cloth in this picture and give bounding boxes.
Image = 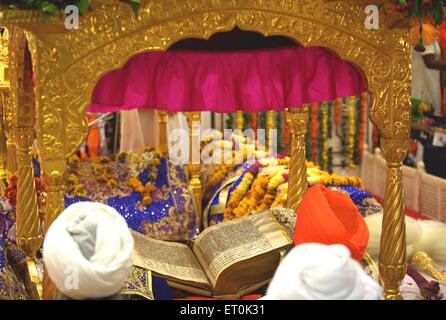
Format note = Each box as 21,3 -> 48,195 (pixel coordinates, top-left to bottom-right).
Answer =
65,158 -> 199,241
204,164 -> 383,226
0,238 -> 28,300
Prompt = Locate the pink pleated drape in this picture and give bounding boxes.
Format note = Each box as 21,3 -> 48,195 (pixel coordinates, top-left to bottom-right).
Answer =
87,46 -> 366,113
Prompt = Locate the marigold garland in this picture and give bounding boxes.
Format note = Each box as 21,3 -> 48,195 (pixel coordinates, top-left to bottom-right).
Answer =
348,96 -> 356,168
226,113 -> 234,129
4,175 -> 47,208
283,110 -> 290,157
340,97 -> 349,168
327,101 -> 333,140
305,108 -> 312,162
334,98 -> 341,124
114,152 -> 127,162
236,111 -> 244,130
353,94 -> 361,165
358,92 -> 366,163
258,169 -> 289,211
221,158 -> 365,221
271,185 -> 288,208
65,173 -> 79,192
252,112 -> 258,140
67,154 -> 80,169
321,104 -> 328,170
316,103 -> 323,168
203,163 -> 238,200
223,163 -> 260,221
73,184 -> 88,198
128,177 -> 157,207
128,147 -> 162,206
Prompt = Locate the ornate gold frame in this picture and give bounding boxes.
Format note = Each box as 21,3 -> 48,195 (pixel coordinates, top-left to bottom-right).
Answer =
1,0 -> 411,299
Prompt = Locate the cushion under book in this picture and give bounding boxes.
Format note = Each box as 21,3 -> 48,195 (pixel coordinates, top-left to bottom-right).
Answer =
131,210 -> 292,298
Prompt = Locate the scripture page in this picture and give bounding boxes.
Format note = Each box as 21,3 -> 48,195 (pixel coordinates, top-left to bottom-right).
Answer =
192,210 -> 291,287
131,230 -> 210,285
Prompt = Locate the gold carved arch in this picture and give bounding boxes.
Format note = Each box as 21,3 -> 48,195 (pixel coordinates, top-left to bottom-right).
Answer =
23,0 -> 411,167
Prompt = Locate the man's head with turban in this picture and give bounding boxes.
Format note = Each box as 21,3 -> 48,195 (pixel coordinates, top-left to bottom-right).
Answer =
262,243 -> 383,300
293,183 -> 369,261
43,202 -> 134,300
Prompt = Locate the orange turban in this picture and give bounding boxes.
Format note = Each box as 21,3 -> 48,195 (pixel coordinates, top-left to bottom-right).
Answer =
293,184 -> 369,261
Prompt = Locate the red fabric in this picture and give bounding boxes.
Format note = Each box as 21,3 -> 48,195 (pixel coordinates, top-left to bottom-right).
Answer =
88,46 -> 366,113
293,184 -> 369,261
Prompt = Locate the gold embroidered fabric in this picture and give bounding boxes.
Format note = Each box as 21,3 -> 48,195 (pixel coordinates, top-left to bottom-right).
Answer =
120,266 -> 154,300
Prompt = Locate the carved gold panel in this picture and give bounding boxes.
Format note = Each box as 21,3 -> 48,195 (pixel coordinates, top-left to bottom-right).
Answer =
8,0 -> 409,167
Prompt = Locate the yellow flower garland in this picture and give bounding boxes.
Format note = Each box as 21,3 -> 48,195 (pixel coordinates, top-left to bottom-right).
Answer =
126,147 -> 162,206
257,167 -> 288,211
348,96 -> 356,168
74,184 -> 88,198
223,171 -> 255,221
230,174 -> 273,220
321,106 -> 328,169
271,185 -> 288,208
221,158 -> 364,221
68,154 -> 80,169
64,173 -> 79,191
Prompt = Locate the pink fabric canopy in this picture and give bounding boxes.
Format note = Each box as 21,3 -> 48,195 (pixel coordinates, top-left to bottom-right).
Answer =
88,46 -> 366,113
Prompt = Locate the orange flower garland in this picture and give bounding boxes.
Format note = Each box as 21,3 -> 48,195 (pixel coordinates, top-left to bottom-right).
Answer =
310,102 -> 318,162
372,126 -> 379,151
229,174 -> 273,221
203,163 -> 238,200
283,111 -> 290,156
223,170 -> 256,221
271,185 -> 288,208
126,147 -> 162,206
258,169 -> 289,211
128,177 -> 157,207
252,112 -> 258,140
334,98 -> 341,124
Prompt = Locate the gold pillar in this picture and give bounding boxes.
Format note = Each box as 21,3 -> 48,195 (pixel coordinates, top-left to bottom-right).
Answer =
3,87 -> 16,177
379,136 -> 409,300
9,26 -> 42,260
158,110 -> 168,158
14,127 -> 42,258
185,112 -> 202,230
0,85 -> 9,188
41,159 -> 68,300
286,106 -> 309,213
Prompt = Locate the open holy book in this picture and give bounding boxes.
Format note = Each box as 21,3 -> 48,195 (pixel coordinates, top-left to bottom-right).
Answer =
131,210 -> 292,298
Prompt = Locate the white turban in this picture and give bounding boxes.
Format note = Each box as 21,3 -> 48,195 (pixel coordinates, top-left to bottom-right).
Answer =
262,243 -> 383,300
43,202 -> 134,300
